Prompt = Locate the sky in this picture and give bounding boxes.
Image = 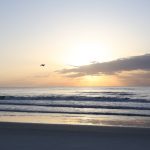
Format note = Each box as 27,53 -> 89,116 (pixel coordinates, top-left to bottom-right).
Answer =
0,0 -> 150,87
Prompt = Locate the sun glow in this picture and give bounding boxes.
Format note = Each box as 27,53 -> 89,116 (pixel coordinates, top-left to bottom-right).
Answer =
66,42 -> 113,66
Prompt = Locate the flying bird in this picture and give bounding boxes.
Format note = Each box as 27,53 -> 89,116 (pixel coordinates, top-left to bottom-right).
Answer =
40,64 -> 45,67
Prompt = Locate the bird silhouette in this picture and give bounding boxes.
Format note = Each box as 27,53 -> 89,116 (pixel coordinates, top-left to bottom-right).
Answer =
40,64 -> 45,67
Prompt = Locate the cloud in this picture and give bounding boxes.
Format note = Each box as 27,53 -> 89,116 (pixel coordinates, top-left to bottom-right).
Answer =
58,54 -> 150,77
118,71 -> 150,86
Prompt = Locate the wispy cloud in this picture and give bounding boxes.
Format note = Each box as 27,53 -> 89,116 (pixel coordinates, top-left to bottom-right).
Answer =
57,54 -> 150,77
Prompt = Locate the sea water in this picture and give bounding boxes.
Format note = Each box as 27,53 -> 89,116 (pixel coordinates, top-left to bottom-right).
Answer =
0,87 -> 150,127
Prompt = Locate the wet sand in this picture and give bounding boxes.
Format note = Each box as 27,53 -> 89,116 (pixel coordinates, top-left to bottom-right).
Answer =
0,122 -> 150,150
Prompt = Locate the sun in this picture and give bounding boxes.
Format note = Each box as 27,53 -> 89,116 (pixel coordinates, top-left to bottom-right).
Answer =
66,42 -> 112,66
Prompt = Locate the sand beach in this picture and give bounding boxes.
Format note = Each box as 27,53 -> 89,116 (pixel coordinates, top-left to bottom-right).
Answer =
0,122 -> 150,150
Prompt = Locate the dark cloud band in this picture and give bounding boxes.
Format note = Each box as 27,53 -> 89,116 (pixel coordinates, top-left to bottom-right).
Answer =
58,54 -> 150,77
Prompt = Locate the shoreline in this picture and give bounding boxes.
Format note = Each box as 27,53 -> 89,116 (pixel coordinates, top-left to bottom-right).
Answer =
0,112 -> 150,128
0,121 -> 150,134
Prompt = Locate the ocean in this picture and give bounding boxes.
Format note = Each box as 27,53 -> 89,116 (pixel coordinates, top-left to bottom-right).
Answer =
0,87 -> 150,127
